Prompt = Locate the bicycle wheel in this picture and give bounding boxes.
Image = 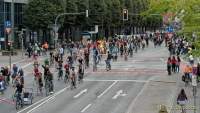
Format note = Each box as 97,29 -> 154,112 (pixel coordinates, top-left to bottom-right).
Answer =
15,98 -> 21,110
45,81 -> 49,96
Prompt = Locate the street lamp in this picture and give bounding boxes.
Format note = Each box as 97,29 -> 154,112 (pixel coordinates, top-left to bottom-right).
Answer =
54,10 -> 89,48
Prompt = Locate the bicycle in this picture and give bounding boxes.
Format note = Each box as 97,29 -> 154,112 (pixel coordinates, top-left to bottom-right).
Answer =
64,71 -> 69,84
105,60 -> 111,71
71,80 -> 76,90
15,93 -> 23,110
44,79 -> 53,96
49,57 -> 54,67
93,62 -> 97,72
57,68 -> 63,80
78,72 -> 84,84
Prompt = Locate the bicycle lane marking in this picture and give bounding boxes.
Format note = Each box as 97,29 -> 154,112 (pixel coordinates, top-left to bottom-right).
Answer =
0,97 -> 15,105
17,86 -> 70,113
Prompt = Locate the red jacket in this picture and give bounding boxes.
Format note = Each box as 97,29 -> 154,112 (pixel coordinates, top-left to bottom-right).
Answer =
171,59 -> 177,64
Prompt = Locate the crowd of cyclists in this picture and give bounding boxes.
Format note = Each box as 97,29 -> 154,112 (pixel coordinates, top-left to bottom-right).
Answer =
0,33 -> 163,96
1,32 -> 196,112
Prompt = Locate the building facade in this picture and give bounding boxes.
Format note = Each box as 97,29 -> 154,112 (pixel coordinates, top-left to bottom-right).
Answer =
0,0 -> 28,49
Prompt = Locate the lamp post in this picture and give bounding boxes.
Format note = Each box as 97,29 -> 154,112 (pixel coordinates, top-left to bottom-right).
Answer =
11,0 -> 14,45
54,10 -> 89,48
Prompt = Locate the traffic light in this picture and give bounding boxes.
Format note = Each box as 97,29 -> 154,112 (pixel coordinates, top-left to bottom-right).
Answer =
123,9 -> 128,21
7,42 -> 11,51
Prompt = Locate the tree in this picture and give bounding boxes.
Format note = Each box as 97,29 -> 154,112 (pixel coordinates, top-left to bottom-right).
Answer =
24,0 -> 63,30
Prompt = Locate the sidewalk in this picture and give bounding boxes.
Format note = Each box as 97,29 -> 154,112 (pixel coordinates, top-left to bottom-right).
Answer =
171,56 -> 200,113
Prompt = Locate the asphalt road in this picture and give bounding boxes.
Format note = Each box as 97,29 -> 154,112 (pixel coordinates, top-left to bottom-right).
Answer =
0,43 -> 175,113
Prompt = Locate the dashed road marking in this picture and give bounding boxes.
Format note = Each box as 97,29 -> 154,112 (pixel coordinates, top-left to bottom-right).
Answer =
97,81 -> 118,98
81,104 -> 92,112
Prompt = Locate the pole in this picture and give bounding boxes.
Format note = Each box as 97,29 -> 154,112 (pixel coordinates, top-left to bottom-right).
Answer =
11,0 -> 14,43
193,86 -> 197,113
21,32 -> 24,58
3,1 -> 6,49
10,0 -> 14,70
54,12 -> 87,48
192,75 -> 197,113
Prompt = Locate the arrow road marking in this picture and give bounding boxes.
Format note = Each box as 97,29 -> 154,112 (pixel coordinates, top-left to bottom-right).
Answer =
74,89 -> 88,98
112,90 -> 123,99
112,90 -> 127,99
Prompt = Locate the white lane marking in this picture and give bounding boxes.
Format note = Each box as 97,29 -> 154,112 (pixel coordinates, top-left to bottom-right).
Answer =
97,81 -> 118,98
84,79 -> 148,83
81,104 -> 92,112
125,76 -> 155,113
22,62 -> 32,69
124,68 -> 129,71
18,86 -> 70,113
112,90 -> 123,99
74,89 -> 88,98
12,59 -> 27,64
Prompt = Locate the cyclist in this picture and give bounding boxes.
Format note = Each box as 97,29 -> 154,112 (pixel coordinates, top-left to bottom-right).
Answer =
70,67 -> 76,89
64,62 -> 70,83
57,59 -> 63,80
1,66 -> 10,86
18,68 -> 24,86
14,79 -> 24,107
44,59 -> 49,67
84,48 -> 89,68
67,55 -> 73,68
44,69 -> 54,94
184,64 -> 192,86
49,51 -> 54,66
11,64 -> 18,84
0,73 -> 5,94
105,51 -> 112,70
177,89 -> 188,113
78,59 -> 84,83
167,57 -> 172,75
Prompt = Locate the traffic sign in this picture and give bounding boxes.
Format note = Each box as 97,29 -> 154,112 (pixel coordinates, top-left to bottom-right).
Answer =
166,26 -> 173,32
4,21 -> 11,28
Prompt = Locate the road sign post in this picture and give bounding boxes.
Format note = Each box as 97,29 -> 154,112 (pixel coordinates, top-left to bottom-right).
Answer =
192,75 -> 197,113
4,20 -> 12,69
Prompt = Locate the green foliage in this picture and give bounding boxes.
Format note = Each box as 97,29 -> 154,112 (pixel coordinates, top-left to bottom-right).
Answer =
24,0 -> 152,30
24,0 -> 63,30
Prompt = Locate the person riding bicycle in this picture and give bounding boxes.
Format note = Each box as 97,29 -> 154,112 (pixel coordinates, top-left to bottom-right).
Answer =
18,68 -> 24,86
78,59 -> 84,83
45,69 -> 54,93
64,62 -> 70,82
67,55 -> 73,68
105,51 -> 112,70
177,89 -> 188,113
14,80 -> 24,106
0,73 -> 5,94
84,48 -> 90,68
49,51 -> 54,65
57,59 -> 63,80
70,67 -> 76,89
12,64 -> 19,84
2,66 -> 10,85
184,64 -> 192,84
